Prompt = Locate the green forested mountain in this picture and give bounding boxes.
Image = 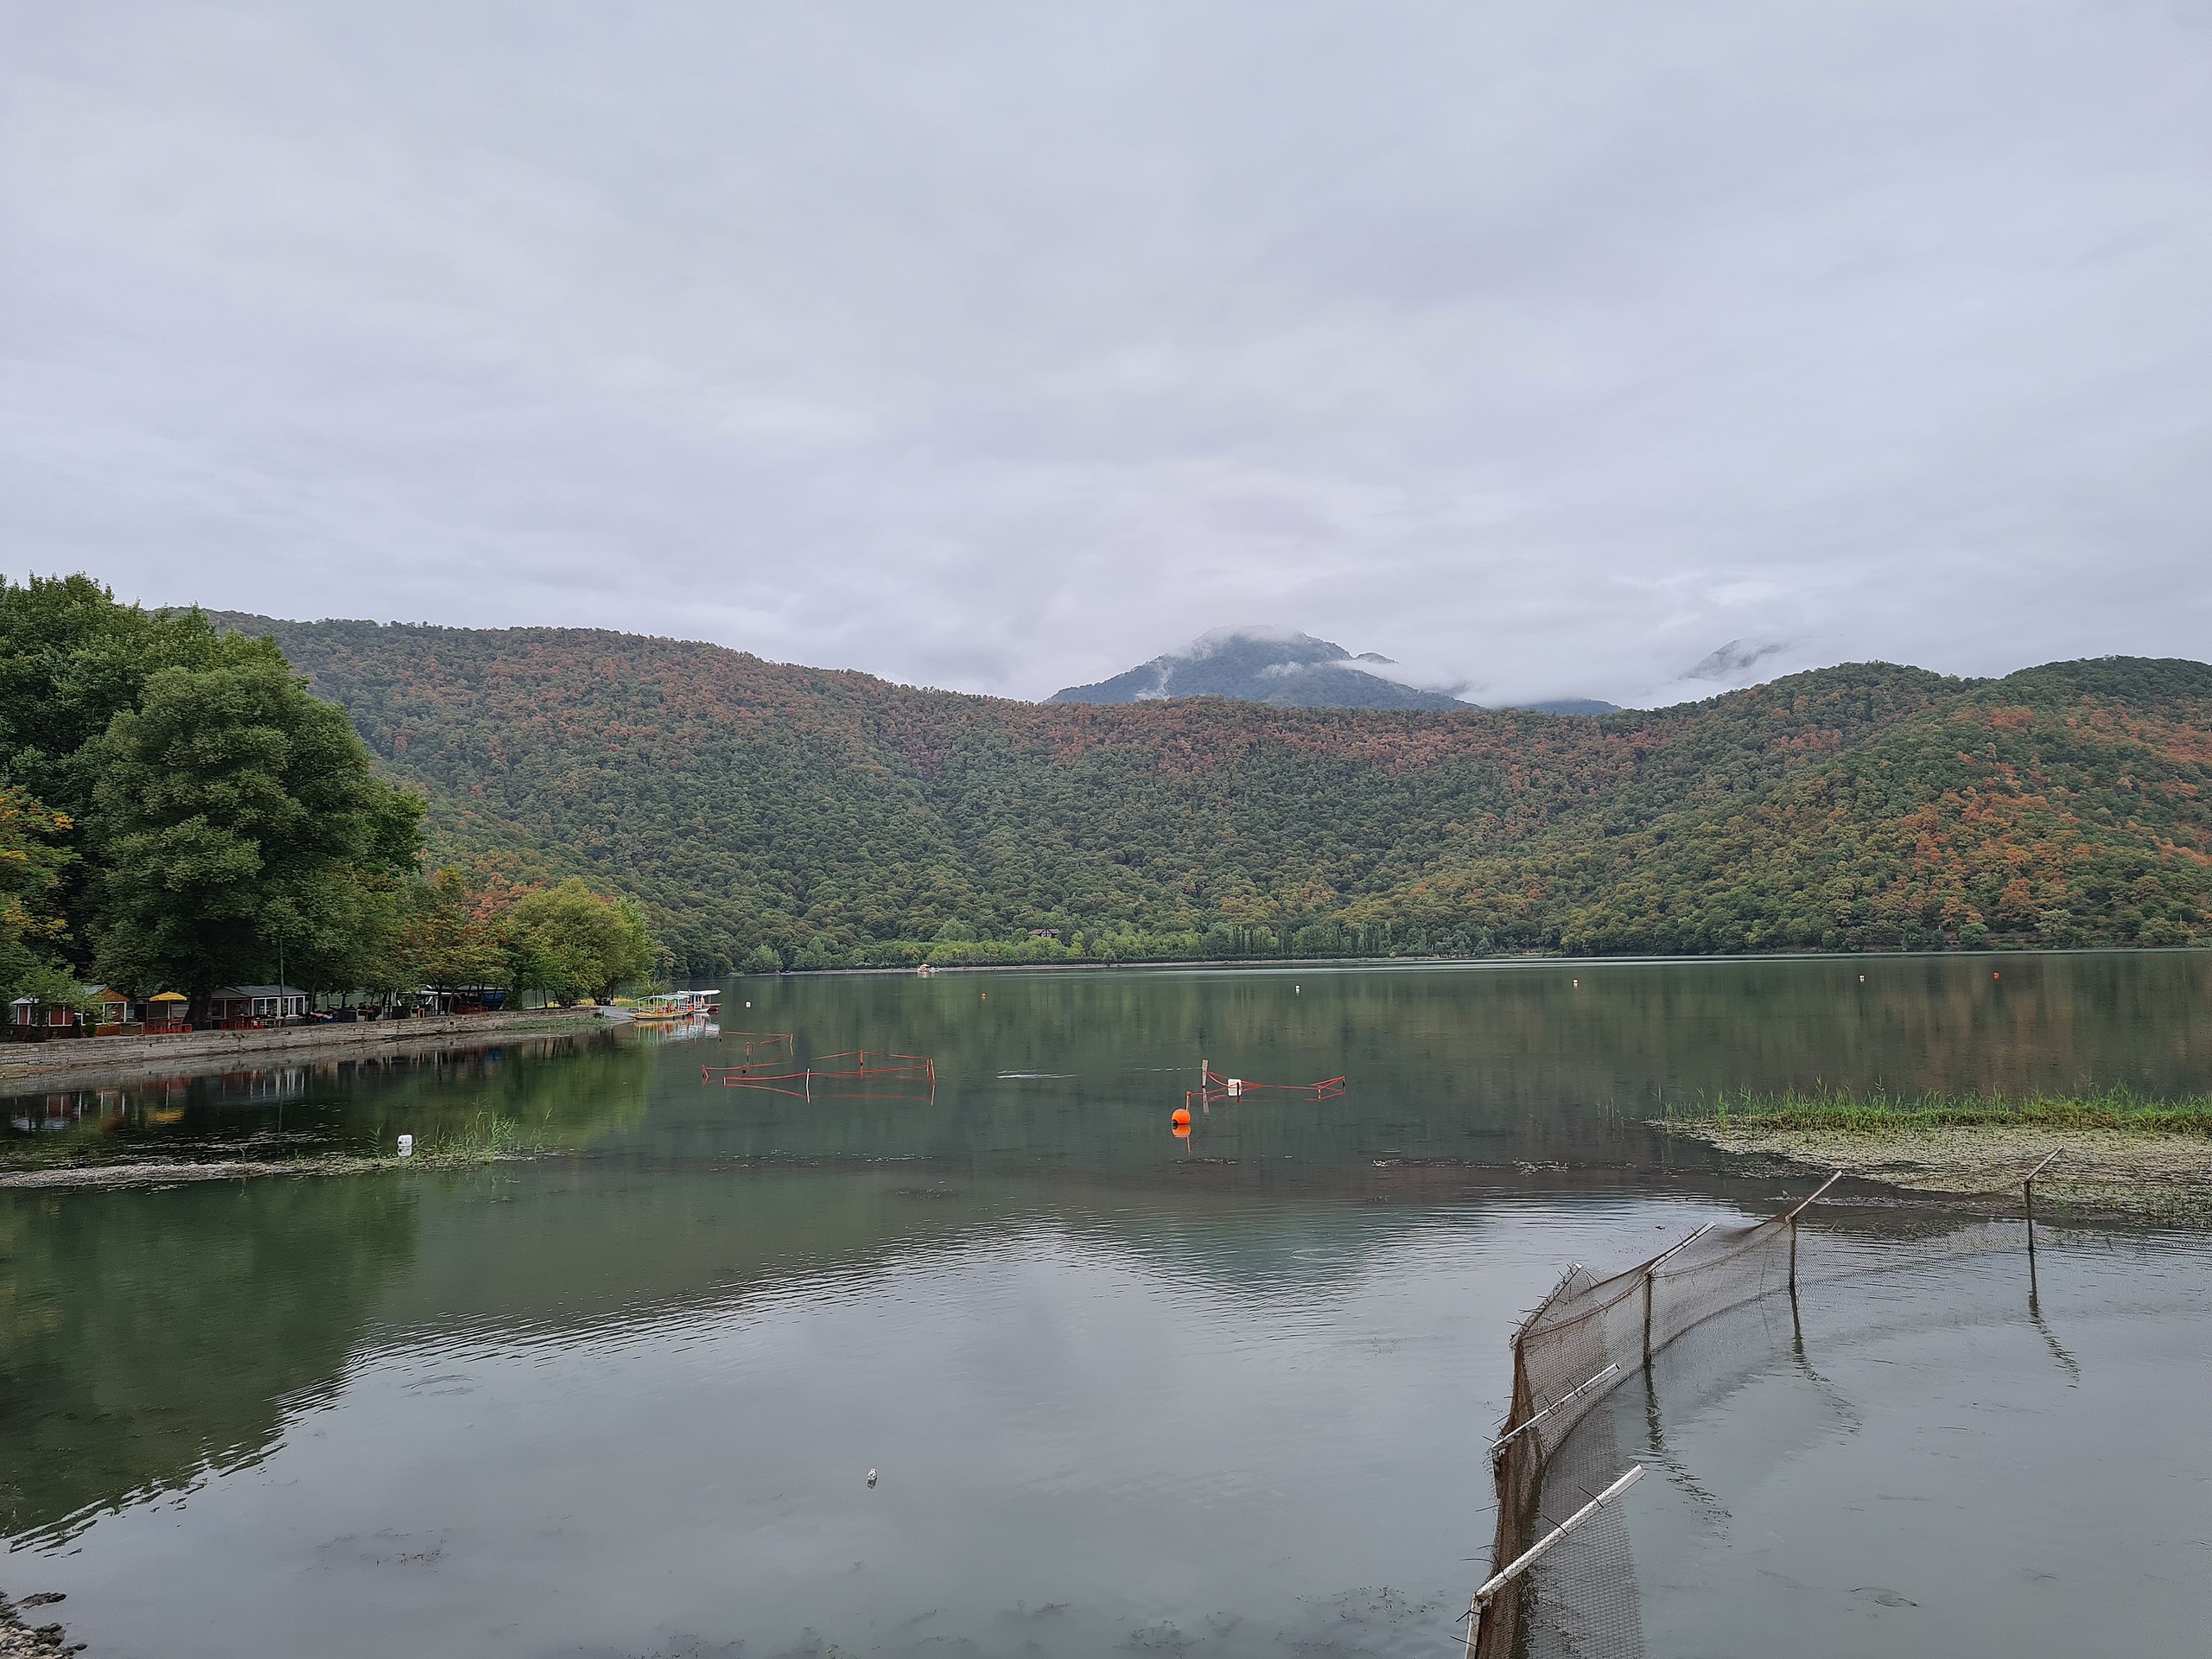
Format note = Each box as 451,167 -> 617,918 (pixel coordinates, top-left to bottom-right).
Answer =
216,615 -> 2212,973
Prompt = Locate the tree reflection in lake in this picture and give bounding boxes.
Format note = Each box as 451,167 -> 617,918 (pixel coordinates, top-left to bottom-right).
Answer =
0,1176 -> 416,1542
2,1029 -> 655,1170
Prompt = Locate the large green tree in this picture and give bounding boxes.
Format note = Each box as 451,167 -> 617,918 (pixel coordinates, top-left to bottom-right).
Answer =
505,877 -> 656,1003
0,784 -> 75,1002
0,575 -> 235,952
86,641 -> 423,1021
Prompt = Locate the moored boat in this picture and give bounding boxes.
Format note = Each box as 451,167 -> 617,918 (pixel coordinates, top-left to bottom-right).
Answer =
631,989 -> 721,1023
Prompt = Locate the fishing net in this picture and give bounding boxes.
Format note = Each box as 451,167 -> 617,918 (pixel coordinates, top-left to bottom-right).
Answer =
1470,1192 -> 2020,1658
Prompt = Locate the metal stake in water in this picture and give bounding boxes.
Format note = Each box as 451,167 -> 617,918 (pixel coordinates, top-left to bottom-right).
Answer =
1642,1220 -> 1715,1365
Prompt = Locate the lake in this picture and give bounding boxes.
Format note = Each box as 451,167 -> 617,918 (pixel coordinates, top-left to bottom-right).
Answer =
4,953 -> 2210,1657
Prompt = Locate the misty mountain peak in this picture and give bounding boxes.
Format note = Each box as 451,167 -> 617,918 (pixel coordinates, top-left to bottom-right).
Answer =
1049,627 -> 1469,712
1686,639 -> 1789,683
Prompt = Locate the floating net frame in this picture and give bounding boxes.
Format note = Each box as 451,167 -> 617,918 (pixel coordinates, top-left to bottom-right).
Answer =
702,1048 -> 937,1102
1466,1174 -> 2034,1659
1185,1059 -> 1347,1112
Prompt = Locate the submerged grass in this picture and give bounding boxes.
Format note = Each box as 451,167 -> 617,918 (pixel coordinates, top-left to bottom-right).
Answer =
2,1112 -> 560,1188
1666,1085 -> 2212,1136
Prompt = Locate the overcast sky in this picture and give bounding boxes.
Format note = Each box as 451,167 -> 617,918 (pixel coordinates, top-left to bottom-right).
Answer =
4,2 -> 2209,706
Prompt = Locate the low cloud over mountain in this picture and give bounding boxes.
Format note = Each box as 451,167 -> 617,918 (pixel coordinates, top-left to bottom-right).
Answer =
1050,627 -> 1619,715
1049,627 -> 1469,712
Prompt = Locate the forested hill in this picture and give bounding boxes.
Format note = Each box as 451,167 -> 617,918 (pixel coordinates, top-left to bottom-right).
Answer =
214,615 -> 2212,973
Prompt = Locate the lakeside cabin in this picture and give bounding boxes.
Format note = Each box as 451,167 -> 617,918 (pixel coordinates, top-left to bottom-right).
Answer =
8,987 -> 198,1039
8,994 -> 86,1039
207,986 -> 309,1028
89,986 -> 136,1027
6,982 -> 548,1044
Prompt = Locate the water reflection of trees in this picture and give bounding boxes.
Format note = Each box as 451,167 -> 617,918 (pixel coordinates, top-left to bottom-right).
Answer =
0,1177 -> 416,1543
340,1033 -> 654,1152
0,1043 -> 653,1542
2,1031 -> 655,1166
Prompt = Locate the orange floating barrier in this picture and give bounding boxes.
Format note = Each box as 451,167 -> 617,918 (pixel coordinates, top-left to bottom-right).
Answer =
1172,1106 -> 1192,1126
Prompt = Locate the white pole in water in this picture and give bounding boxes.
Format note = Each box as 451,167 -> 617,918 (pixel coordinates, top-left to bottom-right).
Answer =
2024,1147 -> 2061,1214
1780,1169 -> 1844,1224
1488,1363 -> 1621,1459
1470,1465 -> 1645,1616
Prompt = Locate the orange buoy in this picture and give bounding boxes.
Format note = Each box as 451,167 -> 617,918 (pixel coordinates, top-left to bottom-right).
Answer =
1171,1107 -> 1192,1127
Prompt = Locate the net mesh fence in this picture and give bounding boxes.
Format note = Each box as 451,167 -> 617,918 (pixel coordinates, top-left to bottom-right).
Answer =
1470,1191 -> 2022,1658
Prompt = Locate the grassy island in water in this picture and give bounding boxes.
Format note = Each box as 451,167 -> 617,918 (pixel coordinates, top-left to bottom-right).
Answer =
1662,1087 -> 2212,1223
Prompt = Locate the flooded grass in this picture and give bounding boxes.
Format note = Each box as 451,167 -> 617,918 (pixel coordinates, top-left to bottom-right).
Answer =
406,1113 -> 536,1165
0,1115 -> 552,1189
1668,1084 -> 2212,1135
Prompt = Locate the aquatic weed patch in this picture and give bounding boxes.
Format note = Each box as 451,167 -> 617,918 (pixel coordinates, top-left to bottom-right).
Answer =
406,1113 -> 536,1165
1668,1085 -> 2212,1136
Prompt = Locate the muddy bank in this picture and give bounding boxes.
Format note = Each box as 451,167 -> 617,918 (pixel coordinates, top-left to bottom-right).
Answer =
0,1007 -> 614,1090
1665,1119 -> 2212,1224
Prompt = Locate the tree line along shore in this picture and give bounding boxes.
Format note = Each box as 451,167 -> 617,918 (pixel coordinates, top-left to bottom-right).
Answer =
2,575 -> 656,1029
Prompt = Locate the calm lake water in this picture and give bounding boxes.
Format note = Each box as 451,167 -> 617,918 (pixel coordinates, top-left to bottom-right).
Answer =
4,954 -> 2210,1657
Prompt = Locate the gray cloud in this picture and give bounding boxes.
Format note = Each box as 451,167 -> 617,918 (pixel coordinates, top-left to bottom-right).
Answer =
3,1 -> 2209,706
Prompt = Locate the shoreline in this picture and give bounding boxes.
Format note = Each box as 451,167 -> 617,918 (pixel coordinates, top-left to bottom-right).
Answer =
0,1590 -> 78,1656
0,1007 -> 613,1090
0,1148 -> 537,1191
748,943 -> 2211,979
